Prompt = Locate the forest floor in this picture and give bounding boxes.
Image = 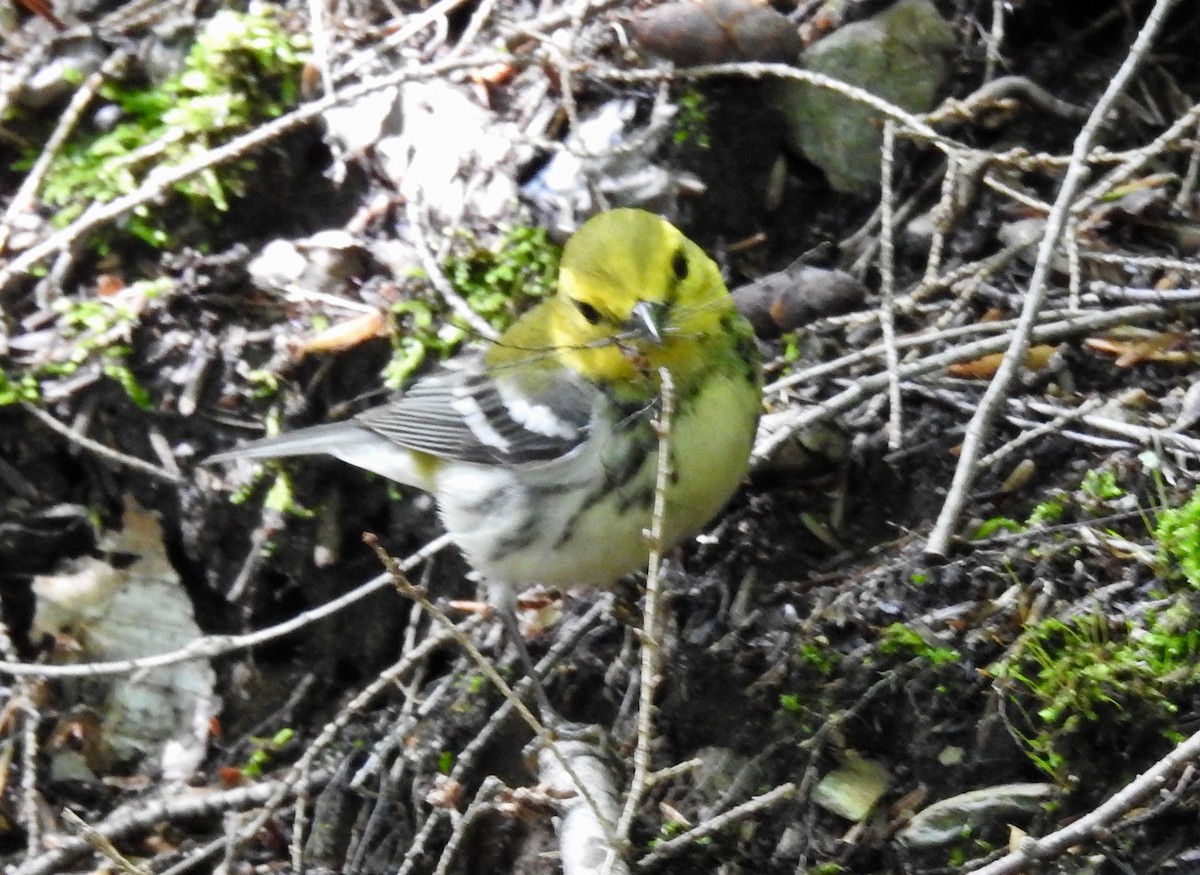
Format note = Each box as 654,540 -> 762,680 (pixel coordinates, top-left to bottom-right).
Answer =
4,1 -> 1200,873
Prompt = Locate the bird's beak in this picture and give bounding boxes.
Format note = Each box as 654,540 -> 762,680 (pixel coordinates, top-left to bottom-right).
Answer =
626,300 -> 664,346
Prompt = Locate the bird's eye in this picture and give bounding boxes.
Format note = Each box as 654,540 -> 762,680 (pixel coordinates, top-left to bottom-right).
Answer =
575,300 -> 602,325
671,249 -> 689,281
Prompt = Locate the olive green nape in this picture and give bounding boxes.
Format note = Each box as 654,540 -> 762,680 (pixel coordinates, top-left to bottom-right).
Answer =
483,296 -> 567,368
561,209 -> 675,270
559,209 -> 682,308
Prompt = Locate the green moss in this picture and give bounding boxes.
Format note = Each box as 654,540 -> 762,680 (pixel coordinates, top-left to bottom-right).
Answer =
1,278 -> 171,409
1026,496 -> 1066,525
1156,488 -> 1200,588
37,5 -> 309,247
807,865 -> 847,875
1081,468 -> 1123,503
446,224 -> 560,318
0,369 -> 41,405
971,468 -> 1129,542
971,516 -> 1023,539
879,623 -> 959,666
101,361 -> 152,410
800,640 -> 838,675
990,607 -> 1200,779
672,88 -> 711,149
242,726 -> 295,777
384,226 -> 561,387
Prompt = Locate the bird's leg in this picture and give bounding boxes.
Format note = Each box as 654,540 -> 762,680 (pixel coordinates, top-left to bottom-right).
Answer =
490,582 -> 561,727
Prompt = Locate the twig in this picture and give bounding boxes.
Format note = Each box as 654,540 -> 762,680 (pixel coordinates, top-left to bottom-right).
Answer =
980,171 -> 1053,213
636,783 -> 797,869
0,535 -> 452,677
979,397 -> 1104,469
0,620 -> 40,861
14,770 -> 330,875
21,402 -> 182,484
60,810 -> 150,875
1081,254 -> 1200,277
878,120 -> 902,451
1071,98 -> 1200,219
613,369 -> 676,854
917,150 -> 959,292
969,727 -> 1200,875
432,777 -> 506,875
365,534 -> 545,733
336,0 -> 473,81
1087,284 -> 1200,304
204,619 -> 470,875
1066,213 -> 1083,308
405,601 -> 611,875
405,198 -> 500,341
362,534 -> 618,852
926,76 -> 1089,126
907,237 -> 1036,304
1022,399 -> 1200,458
0,52 -> 512,294
599,63 -> 951,152
753,302 -> 1194,464
925,0 -> 1181,556
305,0 -> 333,97
983,0 -> 1006,84
0,49 -> 131,257
543,740 -> 631,875
445,0 -> 498,60
19,692 -> 39,861
1173,115 -> 1200,211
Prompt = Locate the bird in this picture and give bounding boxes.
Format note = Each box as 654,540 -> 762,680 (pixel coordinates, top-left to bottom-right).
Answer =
207,208 -> 761,636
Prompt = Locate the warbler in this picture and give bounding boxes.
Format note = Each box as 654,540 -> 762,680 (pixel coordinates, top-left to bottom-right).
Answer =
208,209 -> 762,596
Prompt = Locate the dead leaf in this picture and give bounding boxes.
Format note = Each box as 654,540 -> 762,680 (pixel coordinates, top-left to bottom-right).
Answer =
1084,332 -> 1188,367
947,345 -> 1057,378
300,310 -> 386,355
32,498 -> 217,781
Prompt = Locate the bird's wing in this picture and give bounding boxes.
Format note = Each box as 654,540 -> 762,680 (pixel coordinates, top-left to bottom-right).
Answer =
355,354 -> 596,465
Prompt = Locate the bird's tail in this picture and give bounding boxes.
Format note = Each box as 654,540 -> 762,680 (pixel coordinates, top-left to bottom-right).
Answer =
206,421 -> 430,489
205,421 -> 365,464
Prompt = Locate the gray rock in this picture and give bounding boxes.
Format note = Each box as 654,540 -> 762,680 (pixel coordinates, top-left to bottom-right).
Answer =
776,0 -> 956,194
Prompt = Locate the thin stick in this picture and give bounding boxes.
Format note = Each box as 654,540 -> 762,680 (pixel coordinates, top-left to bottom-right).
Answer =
971,727 -> 1200,875
14,771 -> 330,875
614,368 -> 676,850
60,810 -> 150,875
0,620 -> 40,861
983,0 -> 1006,84
22,403 -> 182,484
0,535 -> 453,678
918,150 -> 959,292
364,534 -> 544,734
363,534 -> 619,850
978,397 -> 1105,469
405,198 -> 499,340
0,49 -> 131,256
0,52 -> 510,293
636,783 -> 797,868
925,0 -> 1181,556
879,120 -> 903,451
753,302 -> 1193,464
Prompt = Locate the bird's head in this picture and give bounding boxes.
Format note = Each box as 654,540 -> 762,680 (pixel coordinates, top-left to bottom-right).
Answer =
550,209 -> 734,386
